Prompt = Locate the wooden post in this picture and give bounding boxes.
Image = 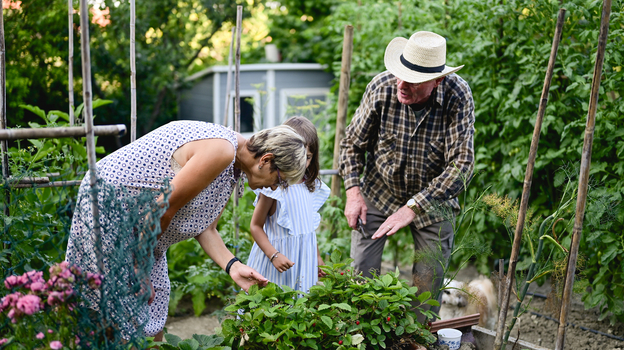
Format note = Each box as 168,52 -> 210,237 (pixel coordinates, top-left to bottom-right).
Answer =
1,7 -> 10,236
555,1 -> 611,348
130,0 -> 137,141
233,6 -> 243,256
79,0 -> 104,274
68,0 -> 75,125
330,24 -> 354,198
223,28 -> 235,127
493,8 -> 566,349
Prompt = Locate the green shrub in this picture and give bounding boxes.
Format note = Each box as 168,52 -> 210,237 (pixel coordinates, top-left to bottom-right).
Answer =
220,251 -> 436,350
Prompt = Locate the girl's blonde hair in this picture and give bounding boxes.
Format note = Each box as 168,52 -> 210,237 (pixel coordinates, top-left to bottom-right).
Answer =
246,125 -> 306,185
283,116 -> 319,192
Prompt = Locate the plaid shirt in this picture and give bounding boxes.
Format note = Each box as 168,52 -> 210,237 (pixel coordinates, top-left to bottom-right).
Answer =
339,71 -> 475,229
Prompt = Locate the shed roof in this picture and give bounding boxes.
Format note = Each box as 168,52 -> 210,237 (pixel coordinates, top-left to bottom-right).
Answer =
186,63 -> 328,82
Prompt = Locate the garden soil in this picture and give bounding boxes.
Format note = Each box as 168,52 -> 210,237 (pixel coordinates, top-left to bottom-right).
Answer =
165,264 -> 624,349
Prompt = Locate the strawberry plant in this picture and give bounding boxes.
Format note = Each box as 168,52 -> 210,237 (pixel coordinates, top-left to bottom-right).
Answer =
220,251 -> 436,349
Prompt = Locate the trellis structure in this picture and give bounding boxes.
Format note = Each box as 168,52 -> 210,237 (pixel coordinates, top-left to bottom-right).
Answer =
0,1 -> 615,349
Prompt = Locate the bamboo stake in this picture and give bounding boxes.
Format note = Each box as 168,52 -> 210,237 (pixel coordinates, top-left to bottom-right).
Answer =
330,24 -> 354,199
130,0 -> 137,142
493,8 -> 566,349
555,1 -> 611,348
223,28 -> 235,127
8,180 -> 83,189
233,6 -> 242,256
1,7 -> 9,234
0,125 -> 127,140
79,0 -> 104,276
68,0 -> 75,125
0,8 -> 7,178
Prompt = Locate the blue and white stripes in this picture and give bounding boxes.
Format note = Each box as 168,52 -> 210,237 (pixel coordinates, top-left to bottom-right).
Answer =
246,180 -> 330,294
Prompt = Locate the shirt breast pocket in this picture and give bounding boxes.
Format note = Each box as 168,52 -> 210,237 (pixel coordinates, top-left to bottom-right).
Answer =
426,139 -> 446,175
375,132 -> 396,176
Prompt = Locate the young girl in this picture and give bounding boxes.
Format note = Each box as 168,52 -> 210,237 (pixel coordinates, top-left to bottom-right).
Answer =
246,116 -> 330,293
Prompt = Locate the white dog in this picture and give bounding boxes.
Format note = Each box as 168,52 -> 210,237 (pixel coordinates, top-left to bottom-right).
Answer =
439,276 -> 498,329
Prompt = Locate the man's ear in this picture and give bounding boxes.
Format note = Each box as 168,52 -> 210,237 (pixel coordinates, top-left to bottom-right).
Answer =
434,77 -> 445,88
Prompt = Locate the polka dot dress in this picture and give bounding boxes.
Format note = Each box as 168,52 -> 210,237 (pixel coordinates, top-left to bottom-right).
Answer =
66,121 -> 240,336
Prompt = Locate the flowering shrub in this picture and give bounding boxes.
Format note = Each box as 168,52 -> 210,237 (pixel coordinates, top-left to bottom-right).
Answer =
0,262 -> 102,349
220,251 -> 437,349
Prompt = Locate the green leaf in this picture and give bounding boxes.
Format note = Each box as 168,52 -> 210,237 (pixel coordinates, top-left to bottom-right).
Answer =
332,303 -> 351,311
318,304 -> 330,311
165,333 -> 183,346
321,315 -> 333,329
178,338 -> 200,350
381,274 -> 393,287
417,291 -> 431,303
92,99 -> 114,109
19,104 -> 46,120
395,326 -> 404,336
372,325 -> 381,335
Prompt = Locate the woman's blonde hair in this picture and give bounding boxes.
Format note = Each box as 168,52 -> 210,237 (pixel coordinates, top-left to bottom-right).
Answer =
246,125 -> 306,185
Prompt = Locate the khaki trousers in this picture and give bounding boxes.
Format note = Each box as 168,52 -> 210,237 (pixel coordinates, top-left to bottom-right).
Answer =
350,195 -> 454,322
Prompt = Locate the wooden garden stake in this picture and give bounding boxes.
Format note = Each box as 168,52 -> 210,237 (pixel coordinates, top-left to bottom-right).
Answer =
130,0 -> 137,142
68,0 -> 75,125
330,24 -> 354,199
233,6 -> 242,255
79,0 -> 104,273
1,7 -> 9,228
223,28 -> 235,127
555,1 -> 611,348
493,8 -> 566,349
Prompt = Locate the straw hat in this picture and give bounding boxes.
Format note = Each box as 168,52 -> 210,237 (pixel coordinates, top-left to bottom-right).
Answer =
384,31 -> 463,84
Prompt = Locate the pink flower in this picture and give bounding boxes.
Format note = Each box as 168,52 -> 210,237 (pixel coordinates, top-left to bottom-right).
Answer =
30,282 -> 45,292
0,292 -> 21,312
47,291 -> 64,306
75,335 -> 80,344
16,294 -> 41,315
0,338 -> 8,345
36,332 -> 45,339
23,270 -> 45,288
4,275 -> 24,289
48,329 -> 54,334
50,340 -> 63,349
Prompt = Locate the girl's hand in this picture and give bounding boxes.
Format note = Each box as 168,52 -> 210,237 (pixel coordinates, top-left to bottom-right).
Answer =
317,256 -> 327,278
272,254 -> 294,273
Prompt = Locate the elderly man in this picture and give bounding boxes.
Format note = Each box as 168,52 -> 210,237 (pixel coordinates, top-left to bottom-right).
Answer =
339,31 -> 475,319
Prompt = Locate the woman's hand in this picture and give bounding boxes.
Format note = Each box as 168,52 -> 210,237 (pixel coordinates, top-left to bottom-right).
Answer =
272,253 -> 294,273
229,262 -> 268,292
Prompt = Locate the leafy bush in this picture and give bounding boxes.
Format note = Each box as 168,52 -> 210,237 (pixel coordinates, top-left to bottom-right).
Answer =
152,333 -> 229,350
220,251 -> 436,350
1,103 -> 109,279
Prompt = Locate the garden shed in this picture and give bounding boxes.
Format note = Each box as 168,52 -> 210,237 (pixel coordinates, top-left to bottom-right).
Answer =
178,63 -> 334,136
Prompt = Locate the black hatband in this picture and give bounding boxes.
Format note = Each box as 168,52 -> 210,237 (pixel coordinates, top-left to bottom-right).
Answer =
400,54 -> 445,73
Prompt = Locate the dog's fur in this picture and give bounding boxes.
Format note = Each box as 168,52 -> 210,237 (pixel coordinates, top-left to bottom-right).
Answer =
439,276 -> 498,329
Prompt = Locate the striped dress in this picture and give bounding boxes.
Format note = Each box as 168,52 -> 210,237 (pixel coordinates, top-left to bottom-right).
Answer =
246,179 -> 330,293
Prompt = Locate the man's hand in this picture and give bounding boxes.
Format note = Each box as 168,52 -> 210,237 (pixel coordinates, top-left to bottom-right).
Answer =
272,253 -> 295,273
344,187 -> 368,229
371,205 -> 417,239
229,262 -> 269,292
